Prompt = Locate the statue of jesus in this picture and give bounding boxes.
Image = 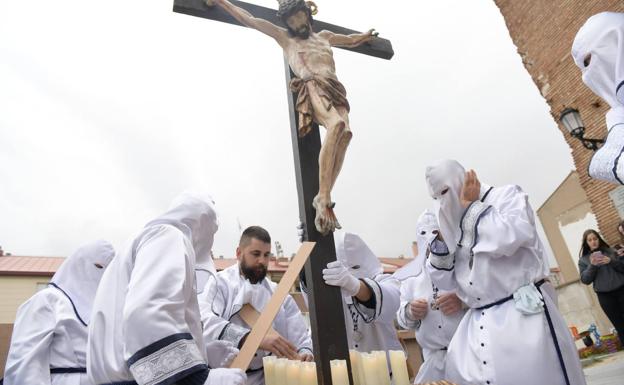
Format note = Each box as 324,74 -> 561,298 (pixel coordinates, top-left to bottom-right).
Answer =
206,0 -> 377,235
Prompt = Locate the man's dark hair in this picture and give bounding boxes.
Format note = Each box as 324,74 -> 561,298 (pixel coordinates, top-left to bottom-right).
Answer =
239,226 -> 271,247
277,0 -> 313,25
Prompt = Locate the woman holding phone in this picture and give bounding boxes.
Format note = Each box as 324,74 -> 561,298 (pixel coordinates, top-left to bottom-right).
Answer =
578,229 -> 624,345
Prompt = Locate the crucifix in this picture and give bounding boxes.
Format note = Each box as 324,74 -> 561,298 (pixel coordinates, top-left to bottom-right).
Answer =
173,1 -> 393,384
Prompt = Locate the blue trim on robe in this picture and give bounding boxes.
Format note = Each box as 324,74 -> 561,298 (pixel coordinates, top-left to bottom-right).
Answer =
48,283 -> 88,327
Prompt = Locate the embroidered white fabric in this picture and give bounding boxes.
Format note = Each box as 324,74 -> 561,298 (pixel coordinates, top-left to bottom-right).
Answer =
130,339 -> 204,385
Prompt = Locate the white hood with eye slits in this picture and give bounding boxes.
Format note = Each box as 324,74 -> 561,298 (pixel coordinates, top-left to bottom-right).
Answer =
572,12 -> 624,112
572,12 -> 624,183
334,231 -> 383,280
392,209 -> 440,281
50,240 -> 115,325
425,159 -> 466,254
145,191 -> 219,274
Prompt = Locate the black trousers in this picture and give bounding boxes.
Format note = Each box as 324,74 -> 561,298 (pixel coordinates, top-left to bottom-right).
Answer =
597,285 -> 624,345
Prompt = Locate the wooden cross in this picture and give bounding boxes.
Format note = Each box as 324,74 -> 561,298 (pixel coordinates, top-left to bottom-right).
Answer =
173,1 -> 394,384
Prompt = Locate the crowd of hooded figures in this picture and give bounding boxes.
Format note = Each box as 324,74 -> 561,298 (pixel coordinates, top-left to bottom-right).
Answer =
3,10 -> 624,385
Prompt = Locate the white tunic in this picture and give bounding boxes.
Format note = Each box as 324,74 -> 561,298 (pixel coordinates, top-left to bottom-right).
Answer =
198,264 -> 312,385
427,185 -> 586,385
396,270 -> 465,384
88,192 -> 221,385
4,240 -> 114,385
341,275 -> 404,355
4,288 -> 91,385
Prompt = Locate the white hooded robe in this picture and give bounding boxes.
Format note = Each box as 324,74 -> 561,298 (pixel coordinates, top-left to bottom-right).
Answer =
4,240 -> 115,385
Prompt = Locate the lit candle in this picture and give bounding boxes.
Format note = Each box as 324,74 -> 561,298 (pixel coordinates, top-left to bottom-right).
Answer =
274,358 -> 288,385
389,350 -> 410,385
299,361 -> 318,385
372,351 -> 391,385
330,359 -> 350,385
349,350 -> 363,385
263,356 -> 277,385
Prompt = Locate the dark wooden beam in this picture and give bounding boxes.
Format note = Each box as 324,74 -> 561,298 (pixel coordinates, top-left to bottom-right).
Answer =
173,0 -> 394,60
285,60 -> 354,385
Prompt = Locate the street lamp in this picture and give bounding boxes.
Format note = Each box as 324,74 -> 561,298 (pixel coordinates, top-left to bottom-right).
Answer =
559,108 -> 604,151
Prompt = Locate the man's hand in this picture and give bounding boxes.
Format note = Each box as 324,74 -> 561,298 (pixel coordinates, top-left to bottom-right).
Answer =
259,334 -> 299,360
205,340 -> 239,368
436,292 -> 463,316
206,368 -> 246,385
204,0 -> 218,6
322,261 -> 361,297
300,353 -> 314,362
408,299 -> 428,320
460,170 -> 481,208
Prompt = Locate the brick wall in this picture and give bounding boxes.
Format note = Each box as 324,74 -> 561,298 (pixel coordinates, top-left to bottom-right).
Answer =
495,1 -> 624,245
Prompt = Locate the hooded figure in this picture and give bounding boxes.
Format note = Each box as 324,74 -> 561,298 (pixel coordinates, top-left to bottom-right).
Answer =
572,12 -> 624,184
424,160 -> 585,385
395,210 -> 465,383
4,240 -> 115,385
318,232 -> 402,365
87,192 -> 246,385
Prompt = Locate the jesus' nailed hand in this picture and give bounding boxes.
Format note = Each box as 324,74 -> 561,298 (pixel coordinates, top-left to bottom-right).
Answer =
205,0 -> 378,235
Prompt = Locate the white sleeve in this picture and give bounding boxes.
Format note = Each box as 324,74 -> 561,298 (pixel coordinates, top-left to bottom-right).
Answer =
426,240 -> 457,292
462,186 -> 536,258
199,276 -> 250,349
3,292 -> 55,385
122,226 -> 208,385
282,295 -> 313,356
397,278 -> 420,330
351,276 -> 401,324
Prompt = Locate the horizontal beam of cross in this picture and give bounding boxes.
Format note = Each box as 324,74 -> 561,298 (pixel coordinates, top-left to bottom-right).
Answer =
173,0 -> 394,60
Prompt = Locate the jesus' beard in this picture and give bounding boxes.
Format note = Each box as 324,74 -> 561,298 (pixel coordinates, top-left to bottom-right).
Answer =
288,24 -> 311,39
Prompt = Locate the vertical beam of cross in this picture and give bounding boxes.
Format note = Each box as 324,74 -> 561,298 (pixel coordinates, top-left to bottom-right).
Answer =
285,61 -> 354,385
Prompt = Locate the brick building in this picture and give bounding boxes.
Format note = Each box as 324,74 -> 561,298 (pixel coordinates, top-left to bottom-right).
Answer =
495,1 -> 624,245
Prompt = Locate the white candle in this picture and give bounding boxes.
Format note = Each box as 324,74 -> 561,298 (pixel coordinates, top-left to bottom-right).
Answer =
389,350 -> 410,385
361,353 -> 379,385
286,360 -> 302,385
349,350 -> 363,385
263,356 -> 277,385
330,359 -> 350,385
299,361 -> 318,385
372,351 -> 391,385
274,358 -> 288,385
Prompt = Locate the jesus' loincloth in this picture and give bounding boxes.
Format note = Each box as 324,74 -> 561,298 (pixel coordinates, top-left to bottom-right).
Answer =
289,75 -> 351,137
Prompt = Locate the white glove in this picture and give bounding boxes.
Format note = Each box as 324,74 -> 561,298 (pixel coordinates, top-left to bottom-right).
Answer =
205,368 -> 246,385
322,261 -> 361,297
205,340 -> 239,368
297,222 -> 306,243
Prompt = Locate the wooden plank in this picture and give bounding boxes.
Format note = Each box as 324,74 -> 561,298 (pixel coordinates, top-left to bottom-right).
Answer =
238,304 -> 279,338
229,242 -> 315,371
285,61 -> 353,385
172,0 -> 394,60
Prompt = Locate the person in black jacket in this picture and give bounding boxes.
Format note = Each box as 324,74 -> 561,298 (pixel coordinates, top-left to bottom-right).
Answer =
578,229 -> 624,344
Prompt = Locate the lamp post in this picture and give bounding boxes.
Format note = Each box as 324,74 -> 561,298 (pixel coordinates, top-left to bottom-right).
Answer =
559,108 -> 604,151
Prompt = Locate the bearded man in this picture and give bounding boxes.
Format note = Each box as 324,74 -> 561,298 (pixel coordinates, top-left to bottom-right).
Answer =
198,226 -> 313,385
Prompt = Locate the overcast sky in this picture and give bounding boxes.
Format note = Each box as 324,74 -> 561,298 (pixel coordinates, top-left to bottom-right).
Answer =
0,0 -> 574,261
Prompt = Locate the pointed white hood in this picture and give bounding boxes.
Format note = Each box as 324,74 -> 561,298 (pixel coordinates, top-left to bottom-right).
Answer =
334,231 -> 383,280
425,159 -> 466,254
572,12 -> 624,126
393,209 -> 440,281
146,191 -> 219,274
50,240 -> 115,325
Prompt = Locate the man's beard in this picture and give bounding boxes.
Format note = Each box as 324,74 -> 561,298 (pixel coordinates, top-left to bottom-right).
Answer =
240,260 -> 268,284
288,25 -> 310,39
